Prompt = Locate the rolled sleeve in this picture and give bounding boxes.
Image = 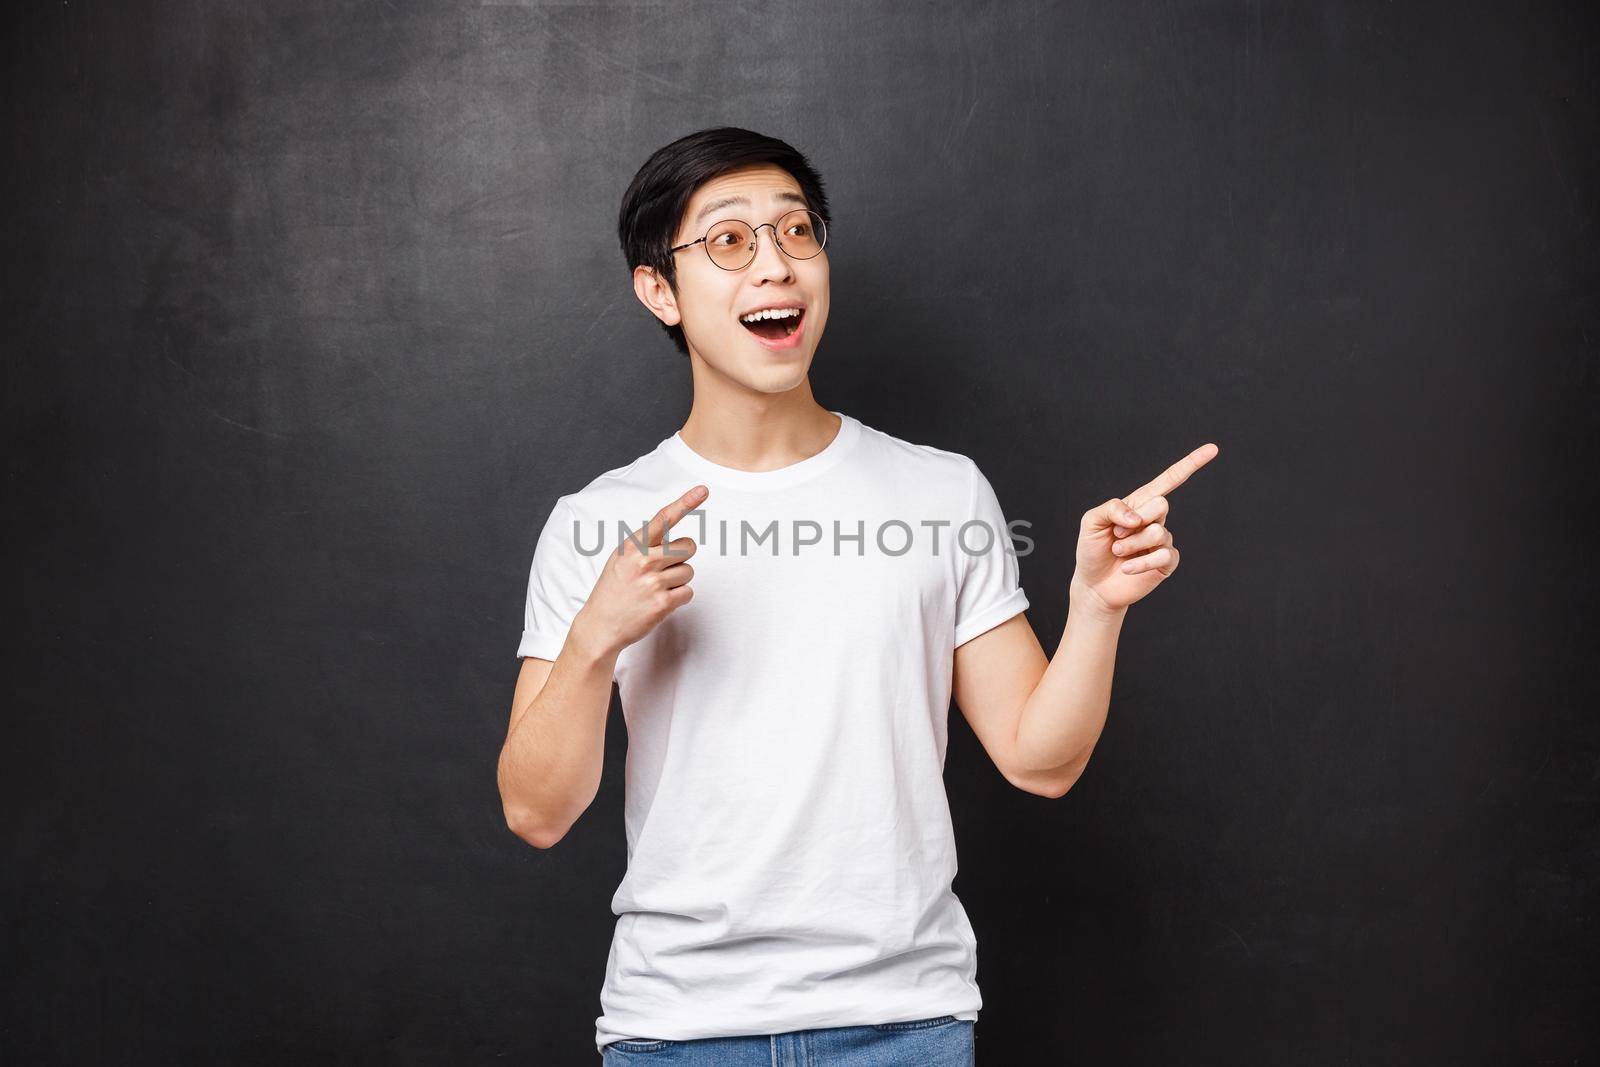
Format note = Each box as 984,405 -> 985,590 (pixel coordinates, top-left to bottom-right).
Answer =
952,459 -> 1030,648
517,496 -> 595,661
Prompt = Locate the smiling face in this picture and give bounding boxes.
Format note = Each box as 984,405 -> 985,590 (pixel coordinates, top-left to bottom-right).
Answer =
634,163 -> 831,394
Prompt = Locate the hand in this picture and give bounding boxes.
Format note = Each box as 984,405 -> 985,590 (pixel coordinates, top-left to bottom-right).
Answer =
1070,443 -> 1218,616
572,484 -> 707,658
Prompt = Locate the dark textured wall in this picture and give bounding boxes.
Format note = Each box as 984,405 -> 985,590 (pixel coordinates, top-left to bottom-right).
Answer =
5,1 -> 1595,1062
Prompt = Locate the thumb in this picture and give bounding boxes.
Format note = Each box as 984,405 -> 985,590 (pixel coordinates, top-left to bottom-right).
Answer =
1088,496 -> 1142,531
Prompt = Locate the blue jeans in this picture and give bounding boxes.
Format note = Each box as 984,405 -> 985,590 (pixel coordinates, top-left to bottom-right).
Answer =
601,1014 -> 975,1065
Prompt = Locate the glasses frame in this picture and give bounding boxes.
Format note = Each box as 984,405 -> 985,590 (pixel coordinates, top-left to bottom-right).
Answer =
669,208 -> 828,272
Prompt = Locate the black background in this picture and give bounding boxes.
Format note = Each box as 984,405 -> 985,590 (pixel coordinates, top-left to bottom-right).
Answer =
6,1 -> 1596,1063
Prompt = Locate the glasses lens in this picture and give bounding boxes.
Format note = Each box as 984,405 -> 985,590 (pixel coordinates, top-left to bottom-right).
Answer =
702,210 -> 828,270
706,219 -> 757,271
775,209 -> 826,260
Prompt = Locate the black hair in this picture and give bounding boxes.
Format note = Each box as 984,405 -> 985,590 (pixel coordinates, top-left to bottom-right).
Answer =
617,126 -> 832,357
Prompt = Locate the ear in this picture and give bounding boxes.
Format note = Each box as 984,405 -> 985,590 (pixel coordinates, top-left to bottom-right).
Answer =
633,265 -> 681,327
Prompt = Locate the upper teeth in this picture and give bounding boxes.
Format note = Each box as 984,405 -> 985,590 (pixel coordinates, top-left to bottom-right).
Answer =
740,307 -> 801,323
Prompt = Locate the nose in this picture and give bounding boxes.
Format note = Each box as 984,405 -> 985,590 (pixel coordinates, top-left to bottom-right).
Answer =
746,223 -> 794,283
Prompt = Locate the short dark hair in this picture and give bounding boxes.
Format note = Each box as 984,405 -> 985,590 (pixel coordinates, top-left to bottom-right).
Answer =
617,126 -> 832,357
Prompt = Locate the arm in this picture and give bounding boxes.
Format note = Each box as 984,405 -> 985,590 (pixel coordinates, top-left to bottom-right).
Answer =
497,620 -> 620,849
952,586 -> 1126,799
953,442 -> 1218,799
498,484 -> 709,848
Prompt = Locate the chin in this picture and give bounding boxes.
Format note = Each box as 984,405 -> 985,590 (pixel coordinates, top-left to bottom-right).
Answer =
692,331 -> 816,384
741,356 -> 813,393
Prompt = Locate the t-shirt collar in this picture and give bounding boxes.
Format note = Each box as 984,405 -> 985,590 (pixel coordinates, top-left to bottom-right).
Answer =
661,410 -> 861,491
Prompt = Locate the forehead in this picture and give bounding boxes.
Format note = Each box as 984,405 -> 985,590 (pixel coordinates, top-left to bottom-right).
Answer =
681,164 -> 806,231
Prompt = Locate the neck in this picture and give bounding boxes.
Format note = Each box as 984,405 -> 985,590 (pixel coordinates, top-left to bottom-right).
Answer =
677,378 -> 840,474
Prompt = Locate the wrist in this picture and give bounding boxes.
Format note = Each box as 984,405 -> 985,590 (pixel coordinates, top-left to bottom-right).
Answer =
1069,578 -> 1128,625
566,612 -> 620,671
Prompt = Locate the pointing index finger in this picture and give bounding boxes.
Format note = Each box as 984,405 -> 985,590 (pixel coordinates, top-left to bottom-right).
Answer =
647,484 -> 709,547
1126,442 -> 1219,510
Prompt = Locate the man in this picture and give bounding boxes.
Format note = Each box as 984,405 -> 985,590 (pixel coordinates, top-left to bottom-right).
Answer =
498,126 -> 1216,1063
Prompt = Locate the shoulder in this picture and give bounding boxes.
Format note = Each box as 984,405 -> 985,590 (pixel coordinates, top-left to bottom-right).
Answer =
548,439 -> 685,524
850,416 -> 984,497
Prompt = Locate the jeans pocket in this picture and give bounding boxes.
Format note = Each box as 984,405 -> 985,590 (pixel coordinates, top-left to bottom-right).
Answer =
870,1014 -> 959,1032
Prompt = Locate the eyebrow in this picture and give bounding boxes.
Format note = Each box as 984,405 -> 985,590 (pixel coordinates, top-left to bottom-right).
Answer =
693,190 -> 809,226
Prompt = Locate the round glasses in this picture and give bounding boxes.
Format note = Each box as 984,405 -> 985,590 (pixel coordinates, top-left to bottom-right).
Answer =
669,208 -> 828,272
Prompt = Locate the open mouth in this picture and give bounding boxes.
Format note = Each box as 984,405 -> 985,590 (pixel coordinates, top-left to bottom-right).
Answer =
739,308 -> 805,342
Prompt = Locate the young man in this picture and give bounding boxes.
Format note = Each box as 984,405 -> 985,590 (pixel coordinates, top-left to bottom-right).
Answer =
498,127 -> 1216,1063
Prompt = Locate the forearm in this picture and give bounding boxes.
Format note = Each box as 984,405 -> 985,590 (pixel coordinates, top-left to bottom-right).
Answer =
497,618 -> 618,843
1012,580 -> 1128,777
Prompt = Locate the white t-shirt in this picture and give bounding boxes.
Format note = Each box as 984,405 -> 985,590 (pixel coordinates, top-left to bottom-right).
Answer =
516,410 -> 1030,1051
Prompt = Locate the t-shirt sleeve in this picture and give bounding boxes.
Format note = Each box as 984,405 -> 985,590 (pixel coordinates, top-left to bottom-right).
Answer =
953,459 -> 1030,648
516,495 -> 596,661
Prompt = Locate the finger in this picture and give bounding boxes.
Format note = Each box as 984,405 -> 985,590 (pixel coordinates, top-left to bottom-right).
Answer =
659,561 -> 695,588
1110,522 -> 1169,557
1126,442 -> 1218,510
649,534 -> 698,565
646,485 -> 709,547
1119,545 -> 1177,575
1113,495 -> 1169,538
1089,496 -> 1144,531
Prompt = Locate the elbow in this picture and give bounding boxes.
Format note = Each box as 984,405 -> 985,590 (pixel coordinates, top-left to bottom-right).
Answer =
498,751 -> 566,849
1006,772 -> 1071,800
504,805 -> 565,849
1017,757 -> 1089,800
497,748 -> 599,849
1018,778 -> 1069,800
